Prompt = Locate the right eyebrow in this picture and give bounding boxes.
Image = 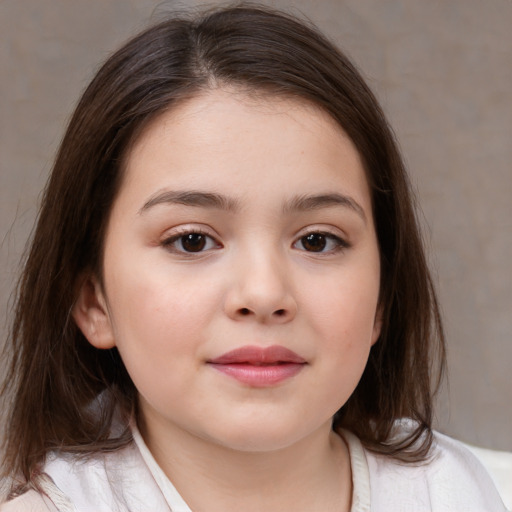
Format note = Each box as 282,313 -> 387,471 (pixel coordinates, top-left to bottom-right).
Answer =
138,190 -> 240,215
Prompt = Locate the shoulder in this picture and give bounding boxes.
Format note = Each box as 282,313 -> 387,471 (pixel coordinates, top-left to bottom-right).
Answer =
0,444 -> 146,512
0,490 -> 58,512
363,423 -> 507,511
0,472 -> 74,512
33,441 -> 170,511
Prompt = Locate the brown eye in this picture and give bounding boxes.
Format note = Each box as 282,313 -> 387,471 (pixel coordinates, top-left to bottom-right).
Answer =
181,233 -> 207,252
301,233 -> 327,252
293,231 -> 348,253
162,231 -> 218,254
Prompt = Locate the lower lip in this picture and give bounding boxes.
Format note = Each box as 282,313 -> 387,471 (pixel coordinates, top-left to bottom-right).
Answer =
208,363 -> 305,387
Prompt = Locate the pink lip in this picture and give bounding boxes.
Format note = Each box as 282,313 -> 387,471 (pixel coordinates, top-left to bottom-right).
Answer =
207,345 -> 307,387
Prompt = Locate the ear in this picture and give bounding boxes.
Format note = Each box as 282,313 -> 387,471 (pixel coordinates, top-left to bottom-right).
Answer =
72,274 -> 116,349
371,304 -> 384,346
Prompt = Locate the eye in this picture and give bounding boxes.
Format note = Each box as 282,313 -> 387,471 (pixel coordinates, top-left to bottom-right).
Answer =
162,231 -> 219,253
294,232 -> 348,253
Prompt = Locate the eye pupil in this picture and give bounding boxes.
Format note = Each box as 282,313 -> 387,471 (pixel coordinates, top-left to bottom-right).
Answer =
181,233 -> 206,252
302,233 -> 326,252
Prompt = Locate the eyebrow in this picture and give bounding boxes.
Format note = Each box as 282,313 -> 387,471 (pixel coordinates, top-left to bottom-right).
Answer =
139,190 -> 240,214
283,193 -> 367,223
139,189 -> 366,222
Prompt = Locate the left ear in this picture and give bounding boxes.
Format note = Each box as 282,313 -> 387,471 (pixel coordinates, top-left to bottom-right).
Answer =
72,274 -> 116,349
371,304 -> 384,346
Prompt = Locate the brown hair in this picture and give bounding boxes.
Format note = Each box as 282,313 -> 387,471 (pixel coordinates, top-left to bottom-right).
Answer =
1,3 -> 445,484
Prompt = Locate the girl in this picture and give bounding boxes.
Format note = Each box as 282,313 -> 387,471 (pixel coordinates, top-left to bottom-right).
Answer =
0,4 -> 506,511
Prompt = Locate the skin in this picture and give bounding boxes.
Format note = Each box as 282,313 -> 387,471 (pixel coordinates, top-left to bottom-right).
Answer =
74,89 -> 382,512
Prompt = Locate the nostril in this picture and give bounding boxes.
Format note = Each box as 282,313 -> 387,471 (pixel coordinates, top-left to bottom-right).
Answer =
274,309 -> 286,316
240,308 -> 251,316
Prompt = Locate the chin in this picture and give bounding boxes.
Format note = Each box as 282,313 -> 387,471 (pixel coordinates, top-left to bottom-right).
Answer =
201,418 -> 323,454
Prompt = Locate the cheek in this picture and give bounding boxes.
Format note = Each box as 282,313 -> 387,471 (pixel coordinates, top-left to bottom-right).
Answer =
306,271 -> 380,338
104,260 -> 223,371
104,274 -> 217,409
301,266 -> 380,386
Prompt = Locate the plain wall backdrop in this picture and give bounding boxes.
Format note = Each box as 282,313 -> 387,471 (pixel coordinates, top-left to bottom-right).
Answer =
1,0 -> 511,450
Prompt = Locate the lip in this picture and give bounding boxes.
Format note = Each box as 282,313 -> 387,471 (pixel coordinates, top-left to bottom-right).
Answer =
207,345 -> 307,387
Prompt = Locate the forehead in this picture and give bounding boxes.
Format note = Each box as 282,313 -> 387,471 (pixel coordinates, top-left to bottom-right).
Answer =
131,88 -> 348,154
119,88 -> 372,213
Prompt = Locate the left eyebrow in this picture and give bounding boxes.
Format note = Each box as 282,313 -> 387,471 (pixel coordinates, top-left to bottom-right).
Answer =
283,193 -> 367,223
139,190 -> 240,214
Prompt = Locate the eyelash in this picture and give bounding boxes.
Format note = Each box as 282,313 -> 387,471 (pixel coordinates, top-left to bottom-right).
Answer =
161,229 -> 221,254
293,231 -> 350,254
160,229 -> 350,255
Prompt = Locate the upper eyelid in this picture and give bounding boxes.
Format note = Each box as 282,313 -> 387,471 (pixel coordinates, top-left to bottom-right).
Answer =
295,226 -> 349,241
160,227 -> 222,249
161,225 -> 219,240
295,232 -> 348,244
159,225 -> 350,244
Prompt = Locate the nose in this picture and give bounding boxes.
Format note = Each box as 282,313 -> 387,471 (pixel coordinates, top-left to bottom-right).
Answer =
223,251 -> 297,324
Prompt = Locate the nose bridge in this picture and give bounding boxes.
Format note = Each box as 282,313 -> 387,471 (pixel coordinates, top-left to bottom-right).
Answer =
225,239 -> 296,323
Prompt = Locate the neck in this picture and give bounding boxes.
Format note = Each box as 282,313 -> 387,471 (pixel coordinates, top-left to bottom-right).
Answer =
138,416 -> 352,512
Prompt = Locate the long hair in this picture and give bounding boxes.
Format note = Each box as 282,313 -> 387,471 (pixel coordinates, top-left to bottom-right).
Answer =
2,3 -> 445,484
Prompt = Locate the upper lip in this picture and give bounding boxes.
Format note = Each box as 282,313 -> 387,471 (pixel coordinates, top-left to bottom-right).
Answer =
208,345 -> 306,365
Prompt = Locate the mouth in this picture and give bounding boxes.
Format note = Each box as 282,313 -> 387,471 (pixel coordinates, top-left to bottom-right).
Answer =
207,345 -> 307,387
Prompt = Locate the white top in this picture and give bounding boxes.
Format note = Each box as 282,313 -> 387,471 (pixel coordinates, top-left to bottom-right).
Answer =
1,425 -> 507,511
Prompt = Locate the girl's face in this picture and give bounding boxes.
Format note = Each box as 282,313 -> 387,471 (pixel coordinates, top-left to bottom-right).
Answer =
75,89 -> 382,453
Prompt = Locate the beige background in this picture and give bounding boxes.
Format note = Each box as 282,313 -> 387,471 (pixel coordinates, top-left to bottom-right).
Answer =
1,0 -> 511,450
